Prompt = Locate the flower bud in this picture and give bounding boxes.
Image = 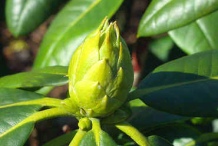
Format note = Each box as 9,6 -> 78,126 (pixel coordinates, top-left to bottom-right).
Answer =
78,117 -> 92,131
68,18 -> 133,117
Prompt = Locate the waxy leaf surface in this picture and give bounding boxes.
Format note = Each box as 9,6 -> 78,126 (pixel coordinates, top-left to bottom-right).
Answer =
6,0 -> 66,36
0,66 -> 68,88
130,50 -> 218,117
0,88 -> 43,106
79,129 -> 117,146
33,0 -> 123,68
138,0 -> 218,36
128,99 -> 188,131
169,11 -> 218,54
0,105 -> 41,146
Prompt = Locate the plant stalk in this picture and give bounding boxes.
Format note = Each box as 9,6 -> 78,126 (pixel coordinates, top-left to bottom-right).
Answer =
0,107 -> 71,138
115,122 -> 150,146
90,118 -> 101,146
69,129 -> 87,146
0,97 -> 62,109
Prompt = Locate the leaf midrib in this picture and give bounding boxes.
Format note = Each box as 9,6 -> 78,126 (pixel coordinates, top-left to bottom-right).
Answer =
41,0 -> 101,66
196,19 -> 215,49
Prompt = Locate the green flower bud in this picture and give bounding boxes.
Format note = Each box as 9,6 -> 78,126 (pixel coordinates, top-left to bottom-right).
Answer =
78,117 -> 92,131
68,18 -> 133,117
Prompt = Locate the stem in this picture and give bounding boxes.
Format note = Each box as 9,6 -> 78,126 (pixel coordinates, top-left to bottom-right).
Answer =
69,129 -> 87,146
0,97 -> 62,109
91,118 -> 102,146
115,122 -> 150,146
0,107 -> 71,138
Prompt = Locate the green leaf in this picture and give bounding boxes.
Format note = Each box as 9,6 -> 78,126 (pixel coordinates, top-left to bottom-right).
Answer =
0,106 -> 70,146
33,0 -> 123,68
138,0 -> 218,37
186,132 -> 218,146
1,122 -> 34,146
32,65 -> 68,74
6,0 -> 66,37
77,118 -> 117,146
148,135 -> 173,146
146,124 -> 201,146
148,36 -> 174,61
0,105 -> 41,146
43,131 -> 77,146
128,99 -> 189,131
169,11 -> 218,54
0,66 -> 68,88
79,130 -> 117,146
0,88 -> 43,106
129,50 -> 218,117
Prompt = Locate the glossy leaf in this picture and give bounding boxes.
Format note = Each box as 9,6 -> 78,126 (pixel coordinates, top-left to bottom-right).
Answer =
76,118 -> 117,146
0,105 -> 41,146
0,106 -> 70,146
79,130 -> 117,146
0,88 -> 43,106
128,99 -> 188,131
6,0 -> 66,37
31,65 -> 68,74
146,124 -> 201,146
169,11 -> 218,54
138,0 -> 218,37
33,0 -> 123,68
129,50 -> 218,117
148,135 -> 173,146
43,131 -> 77,146
1,122 -> 34,146
0,66 -> 68,88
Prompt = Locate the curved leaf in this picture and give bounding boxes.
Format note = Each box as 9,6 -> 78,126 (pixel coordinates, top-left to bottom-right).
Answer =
169,11 -> 218,54
33,0 -> 123,68
148,36 -> 174,61
186,132 -> 218,146
6,0 -> 66,37
128,99 -> 188,131
146,124 -> 201,146
138,0 -> 218,37
43,131 -> 77,146
129,50 -> 218,117
0,66 -> 68,88
32,65 -> 68,74
79,130 -> 117,146
1,122 -> 34,146
0,88 -> 43,106
0,105 -> 41,146
148,135 -> 173,146
0,97 -> 63,110
0,106 -> 70,146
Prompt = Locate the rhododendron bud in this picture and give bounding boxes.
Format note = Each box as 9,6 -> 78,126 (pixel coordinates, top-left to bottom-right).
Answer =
68,18 -> 133,117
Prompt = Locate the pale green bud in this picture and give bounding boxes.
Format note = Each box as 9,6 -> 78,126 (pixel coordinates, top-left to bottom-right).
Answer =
68,18 -> 133,117
78,117 -> 92,131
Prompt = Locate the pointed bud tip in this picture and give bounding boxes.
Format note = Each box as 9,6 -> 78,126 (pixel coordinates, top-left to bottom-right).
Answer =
99,17 -> 109,31
68,17 -> 133,118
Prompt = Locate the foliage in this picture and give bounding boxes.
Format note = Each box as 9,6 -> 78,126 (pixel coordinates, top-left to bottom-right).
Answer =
1,0 -> 218,145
